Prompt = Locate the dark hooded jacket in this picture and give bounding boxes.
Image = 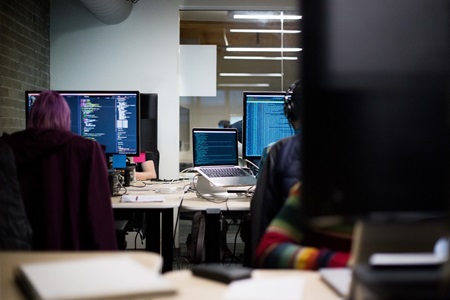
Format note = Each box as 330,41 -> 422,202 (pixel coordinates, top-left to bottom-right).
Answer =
0,139 -> 32,250
1,129 -> 117,250
250,134 -> 302,263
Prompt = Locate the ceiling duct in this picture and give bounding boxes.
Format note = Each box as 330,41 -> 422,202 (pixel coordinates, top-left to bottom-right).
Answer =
79,0 -> 134,25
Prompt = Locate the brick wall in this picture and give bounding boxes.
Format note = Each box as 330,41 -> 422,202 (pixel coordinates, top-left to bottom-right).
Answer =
0,0 -> 50,134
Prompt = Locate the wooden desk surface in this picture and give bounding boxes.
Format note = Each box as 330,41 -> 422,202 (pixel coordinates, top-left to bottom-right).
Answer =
0,251 -> 163,300
111,181 -> 185,209
1,252 -> 340,300
111,180 -> 251,211
156,269 -> 340,300
180,190 -> 250,211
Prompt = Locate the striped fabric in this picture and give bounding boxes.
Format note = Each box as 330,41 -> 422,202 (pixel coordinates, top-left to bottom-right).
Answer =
255,182 -> 350,270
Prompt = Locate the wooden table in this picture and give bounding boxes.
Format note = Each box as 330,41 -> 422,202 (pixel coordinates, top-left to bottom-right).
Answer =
156,269 -> 341,300
111,182 -> 185,272
0,251 -> 163,300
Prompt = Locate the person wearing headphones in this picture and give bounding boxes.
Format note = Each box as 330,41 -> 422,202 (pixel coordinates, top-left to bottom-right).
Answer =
250,81 -> 352,269
248,80 -> 303,266
257,80 -> 302,172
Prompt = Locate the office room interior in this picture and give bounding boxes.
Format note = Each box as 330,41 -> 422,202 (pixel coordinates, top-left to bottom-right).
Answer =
0,0 -> 300,180
2,0 -> 450,299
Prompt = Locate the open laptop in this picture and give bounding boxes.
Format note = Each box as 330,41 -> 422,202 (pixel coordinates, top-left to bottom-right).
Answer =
192,128 -> 257,187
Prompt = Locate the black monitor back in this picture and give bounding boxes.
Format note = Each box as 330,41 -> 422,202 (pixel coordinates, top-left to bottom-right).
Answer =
140,93 -> 158,153
301,0 -> 450,224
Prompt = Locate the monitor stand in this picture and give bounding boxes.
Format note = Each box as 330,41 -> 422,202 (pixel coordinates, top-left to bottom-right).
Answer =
194,175 -> 227,197
349,220 -> 450,299
194,175 -> 253,199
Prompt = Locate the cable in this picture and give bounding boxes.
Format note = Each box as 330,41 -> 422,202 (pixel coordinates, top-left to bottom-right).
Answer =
243,158 -> 259,172
129,181 -> 147,188
230,221 -> 242,265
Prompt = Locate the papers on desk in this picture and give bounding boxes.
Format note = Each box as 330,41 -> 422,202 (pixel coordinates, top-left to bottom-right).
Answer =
121,195 -> 165,202
15,256 -> 176,300
126,186 -> 185,193
319,267 -> 351,298
222,275 -> 305,300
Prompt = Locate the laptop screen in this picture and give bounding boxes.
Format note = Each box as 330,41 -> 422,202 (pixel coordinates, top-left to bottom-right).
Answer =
192,128 -> 239,167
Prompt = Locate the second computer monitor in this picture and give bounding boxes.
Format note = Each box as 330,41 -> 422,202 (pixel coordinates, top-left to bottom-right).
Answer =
25,91 -> 140,156
242,91 -> 294,160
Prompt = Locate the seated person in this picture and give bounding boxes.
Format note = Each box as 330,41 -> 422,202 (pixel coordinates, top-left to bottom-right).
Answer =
135,159 -> 157,180
255,182 -> 351,269
1,90 -> 117,250
218,120 -> 230,128
132,151 -> 159,181
250,80 -> 303,264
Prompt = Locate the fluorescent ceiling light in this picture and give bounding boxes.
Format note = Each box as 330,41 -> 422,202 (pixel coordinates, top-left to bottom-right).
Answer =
219,73 -> 282,77
218,83 -> 270,87
226,47 -> 302,52
224,56 -> 297,61
234,14 -> 302,20
230,29 -> 301,34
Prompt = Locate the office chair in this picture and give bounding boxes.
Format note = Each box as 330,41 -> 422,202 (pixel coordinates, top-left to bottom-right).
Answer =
3,130 -> 118,250
115,150 -> 160,250
0,139 -> 32,250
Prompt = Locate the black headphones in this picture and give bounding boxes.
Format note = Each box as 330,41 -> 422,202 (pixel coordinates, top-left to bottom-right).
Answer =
284,80 -> 301,122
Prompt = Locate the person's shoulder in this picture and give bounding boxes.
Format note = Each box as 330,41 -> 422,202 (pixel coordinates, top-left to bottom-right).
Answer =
268,134 -> 298,153
67,134 -> 103,151
279,134 -> 299,144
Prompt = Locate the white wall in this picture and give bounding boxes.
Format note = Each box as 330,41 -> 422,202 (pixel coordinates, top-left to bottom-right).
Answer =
50,0 -> 298,178
180,0 -> 298,10
50,0 -> 180,179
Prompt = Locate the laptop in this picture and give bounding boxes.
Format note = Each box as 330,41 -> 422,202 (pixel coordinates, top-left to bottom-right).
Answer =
192,128 -> 257,187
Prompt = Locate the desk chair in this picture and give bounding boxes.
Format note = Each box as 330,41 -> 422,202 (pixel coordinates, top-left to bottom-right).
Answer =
115,150 -> 160,250
0,139 -> 32,250
2,129 -> 117,250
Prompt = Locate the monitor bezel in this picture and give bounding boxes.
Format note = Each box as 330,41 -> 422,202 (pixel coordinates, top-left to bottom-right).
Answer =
191,127 -> 239,167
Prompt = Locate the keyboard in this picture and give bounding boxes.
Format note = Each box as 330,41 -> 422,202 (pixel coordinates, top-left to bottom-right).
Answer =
200,167 -> 250,178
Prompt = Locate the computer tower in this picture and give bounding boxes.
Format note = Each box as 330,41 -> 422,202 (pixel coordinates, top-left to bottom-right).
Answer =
140,93 -> 158,152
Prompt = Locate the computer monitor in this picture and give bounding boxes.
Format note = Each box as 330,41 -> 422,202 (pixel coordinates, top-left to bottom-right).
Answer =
300,0 -> 450,272
242,91 -> 294,160
25,91 -> 140,156
301,0 -> 450,228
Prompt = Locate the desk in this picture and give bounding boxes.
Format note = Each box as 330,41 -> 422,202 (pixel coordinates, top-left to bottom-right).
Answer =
111,183 -> 184,272
0,251 -> 163,300
112,181 -> 251,269
156,269 -> 340,300
0,252 -> 340,300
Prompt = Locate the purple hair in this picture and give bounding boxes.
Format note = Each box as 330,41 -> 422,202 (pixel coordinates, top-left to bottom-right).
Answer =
28,90 -> 71,131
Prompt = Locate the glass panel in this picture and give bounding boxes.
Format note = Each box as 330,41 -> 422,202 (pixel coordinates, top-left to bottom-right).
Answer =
179,10 -> 301,169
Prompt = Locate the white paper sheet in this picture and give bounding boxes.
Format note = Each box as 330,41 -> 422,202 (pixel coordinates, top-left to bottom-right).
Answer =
222,275 -> 305,300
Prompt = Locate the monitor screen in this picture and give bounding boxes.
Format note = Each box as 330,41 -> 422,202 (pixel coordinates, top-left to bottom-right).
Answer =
242,92 -> 294,160
192,128 -> 239,167
25,91 -> 140,156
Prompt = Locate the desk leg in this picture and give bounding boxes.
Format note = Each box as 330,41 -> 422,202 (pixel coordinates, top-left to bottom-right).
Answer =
145,210 -> 160,253
145,209 -> 173,273
205,208 -> 221,263
161,209 -> 173,273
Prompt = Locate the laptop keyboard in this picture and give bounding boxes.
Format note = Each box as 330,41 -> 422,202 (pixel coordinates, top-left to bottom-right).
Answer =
200,167 -> 251,178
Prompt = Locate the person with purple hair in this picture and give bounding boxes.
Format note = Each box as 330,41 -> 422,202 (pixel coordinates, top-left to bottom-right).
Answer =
1,90 -> 117,250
